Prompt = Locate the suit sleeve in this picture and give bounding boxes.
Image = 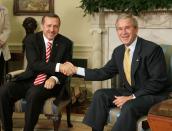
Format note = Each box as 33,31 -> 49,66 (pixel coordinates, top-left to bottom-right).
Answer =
54,40 -> 73,84
85,51 -> 119,81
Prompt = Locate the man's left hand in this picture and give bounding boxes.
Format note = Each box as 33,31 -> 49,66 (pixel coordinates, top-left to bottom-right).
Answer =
113,95 -> 133,108
44,77 -> 56,89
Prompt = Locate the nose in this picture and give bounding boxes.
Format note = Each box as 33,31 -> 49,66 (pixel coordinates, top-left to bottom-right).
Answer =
50,26 -> 54,32
121,28 -> 127,35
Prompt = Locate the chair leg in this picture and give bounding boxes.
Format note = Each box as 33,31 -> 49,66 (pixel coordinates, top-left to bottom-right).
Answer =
53,113 -> 62,131
142,120 -> 150,130
66,100 -> 73,127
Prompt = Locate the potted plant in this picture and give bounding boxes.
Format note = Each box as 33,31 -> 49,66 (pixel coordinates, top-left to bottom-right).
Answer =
80,0 -> 172,16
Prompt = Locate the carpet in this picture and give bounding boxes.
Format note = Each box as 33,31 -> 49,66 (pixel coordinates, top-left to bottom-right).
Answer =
10,113 -> 111,131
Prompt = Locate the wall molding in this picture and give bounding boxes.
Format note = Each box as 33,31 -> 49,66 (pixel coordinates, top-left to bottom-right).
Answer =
73,44 -> 92,68
8,43 -> 22,53
73,44 -> 92,56
8,43 -> 93,67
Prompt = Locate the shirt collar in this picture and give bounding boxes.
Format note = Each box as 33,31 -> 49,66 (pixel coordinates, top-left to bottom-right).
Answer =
127,37 -> 137,53
43,34 -> 53,47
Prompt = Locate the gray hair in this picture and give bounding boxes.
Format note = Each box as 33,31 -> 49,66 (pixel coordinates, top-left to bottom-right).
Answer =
115,13 -> 138,28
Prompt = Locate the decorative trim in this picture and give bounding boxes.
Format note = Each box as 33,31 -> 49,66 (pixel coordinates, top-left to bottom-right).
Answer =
8,43 -> 93,62
73,44 -> 92,68
73,44 -> 92,53
89,28 -> 104,34
8,43 -> 22,53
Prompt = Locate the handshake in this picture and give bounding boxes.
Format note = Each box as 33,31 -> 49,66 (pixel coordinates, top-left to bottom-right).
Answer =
59,62 -> 77,76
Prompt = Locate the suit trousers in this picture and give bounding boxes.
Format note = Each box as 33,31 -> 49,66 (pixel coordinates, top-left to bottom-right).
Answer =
0,80 -> 62,131
0,54 -> 5,86
83,88 -> 168,131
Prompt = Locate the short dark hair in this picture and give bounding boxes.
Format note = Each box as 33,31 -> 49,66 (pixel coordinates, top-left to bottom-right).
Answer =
41,13 -> 61,25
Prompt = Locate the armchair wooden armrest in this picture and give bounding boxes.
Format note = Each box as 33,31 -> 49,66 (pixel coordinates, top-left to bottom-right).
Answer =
6,69 -> 25,82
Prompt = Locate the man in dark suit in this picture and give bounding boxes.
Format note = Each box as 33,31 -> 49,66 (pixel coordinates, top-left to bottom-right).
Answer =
59,13 -> 171,131
0,14 -> 73,131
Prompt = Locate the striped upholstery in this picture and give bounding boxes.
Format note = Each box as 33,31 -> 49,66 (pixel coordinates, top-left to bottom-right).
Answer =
108,108 -> 147,131
14,97 -> 70,115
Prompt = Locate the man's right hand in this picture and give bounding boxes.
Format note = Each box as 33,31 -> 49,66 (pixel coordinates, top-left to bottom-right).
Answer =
59,62 -> 77,76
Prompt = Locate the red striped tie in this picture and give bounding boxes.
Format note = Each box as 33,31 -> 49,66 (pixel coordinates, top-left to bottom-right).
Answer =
34,42 -> 52,86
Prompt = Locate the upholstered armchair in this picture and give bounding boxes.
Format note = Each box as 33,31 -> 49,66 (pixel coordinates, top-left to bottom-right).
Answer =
108,44 -> 172,131
1,16 -> 73,131
4,52 -> 73,131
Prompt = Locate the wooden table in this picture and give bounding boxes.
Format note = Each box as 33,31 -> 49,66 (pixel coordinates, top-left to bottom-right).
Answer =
148,99 -> 172,131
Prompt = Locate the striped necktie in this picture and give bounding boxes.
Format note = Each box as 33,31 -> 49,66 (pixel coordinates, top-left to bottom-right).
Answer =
123,48 -> 131,85
34,42 -> 52,86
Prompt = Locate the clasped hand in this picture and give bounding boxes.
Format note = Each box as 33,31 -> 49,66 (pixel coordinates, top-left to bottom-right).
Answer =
113,95 -> 133,108
44,62 -> 76,89
59,62 -> 77,76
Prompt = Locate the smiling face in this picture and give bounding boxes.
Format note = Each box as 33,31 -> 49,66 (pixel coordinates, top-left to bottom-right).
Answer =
41,16 -> 60,41
116,17 -> 138,47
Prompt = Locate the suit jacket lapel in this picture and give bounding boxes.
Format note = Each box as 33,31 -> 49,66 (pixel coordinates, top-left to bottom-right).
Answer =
131,37 -> 142,85
50,40 -> 59,62
49,34 -> 65,62
38,33 -> 46,60
119,45 -> 127,83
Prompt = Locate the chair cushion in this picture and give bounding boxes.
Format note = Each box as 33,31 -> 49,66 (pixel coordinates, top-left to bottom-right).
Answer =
108,108 -> 147,131
14,97 -> 70,115
108,108 -> 120,125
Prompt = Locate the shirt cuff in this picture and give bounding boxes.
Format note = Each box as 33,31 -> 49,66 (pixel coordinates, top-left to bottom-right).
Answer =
50,76 -> 60,84
55,63 -> 60,72
132,94 -> 136,99
76,67 -> 85,76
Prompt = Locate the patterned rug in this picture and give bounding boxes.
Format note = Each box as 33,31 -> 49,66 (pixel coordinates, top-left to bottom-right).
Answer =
10,113 -> 111,131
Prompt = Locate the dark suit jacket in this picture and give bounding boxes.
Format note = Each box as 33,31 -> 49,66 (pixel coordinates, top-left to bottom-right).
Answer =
15,31 -> 73,88
84,37 -> 170,97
